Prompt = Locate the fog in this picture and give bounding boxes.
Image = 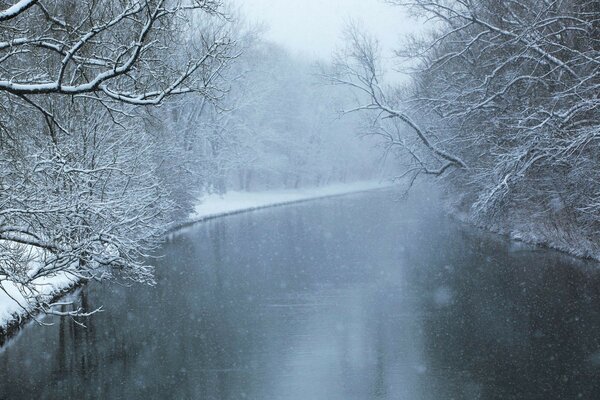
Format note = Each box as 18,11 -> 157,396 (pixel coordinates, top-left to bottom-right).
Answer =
232,0 -> 419,60
1,1 -> 599,398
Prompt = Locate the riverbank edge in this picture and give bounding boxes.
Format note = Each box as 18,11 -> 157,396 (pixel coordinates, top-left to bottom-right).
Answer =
166,182 -> 394,235
449,208 -> 600,263
0,277 -> 84,344
0,182 -> 393,341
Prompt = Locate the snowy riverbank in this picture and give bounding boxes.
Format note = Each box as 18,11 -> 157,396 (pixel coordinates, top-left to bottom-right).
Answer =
172,180 -> 393,232
468,214 -> 600,262
0,269 -> 80,337
1,180 -> 392,336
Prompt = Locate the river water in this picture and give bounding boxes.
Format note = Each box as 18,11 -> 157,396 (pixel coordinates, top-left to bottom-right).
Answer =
1,190 -> 600,399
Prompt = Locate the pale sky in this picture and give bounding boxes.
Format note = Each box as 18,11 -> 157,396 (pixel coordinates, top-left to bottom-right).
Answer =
232,0 -> 421,63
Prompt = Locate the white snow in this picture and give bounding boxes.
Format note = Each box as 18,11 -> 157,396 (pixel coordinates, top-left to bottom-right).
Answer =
0,242 -> 80,331
189,180 -> 392,222
0,0 -> 36,21
0,271 -> 78,330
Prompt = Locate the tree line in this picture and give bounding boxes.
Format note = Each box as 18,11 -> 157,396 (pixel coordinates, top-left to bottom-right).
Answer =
331,0 -> 600,256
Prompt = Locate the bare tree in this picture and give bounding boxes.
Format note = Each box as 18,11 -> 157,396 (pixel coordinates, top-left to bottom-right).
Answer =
324,24 -> 467,187
0,0 -> 230,102
0,0 -> 236,321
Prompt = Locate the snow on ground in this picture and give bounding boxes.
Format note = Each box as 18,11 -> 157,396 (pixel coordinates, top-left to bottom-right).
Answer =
0,243 -> 80,332
0,271 -> 78,331
189,180 -> 392,222
0,241 -> 81,330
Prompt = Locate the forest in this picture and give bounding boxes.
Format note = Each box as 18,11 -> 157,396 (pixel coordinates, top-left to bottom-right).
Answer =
328,0 -> 600,257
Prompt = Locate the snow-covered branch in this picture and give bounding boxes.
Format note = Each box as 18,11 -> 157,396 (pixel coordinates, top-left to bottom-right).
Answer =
323,24 -> 467,179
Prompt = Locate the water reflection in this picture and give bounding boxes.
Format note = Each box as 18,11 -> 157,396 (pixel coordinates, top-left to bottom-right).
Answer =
0,190 -> 600,399
416,234 -> 600,400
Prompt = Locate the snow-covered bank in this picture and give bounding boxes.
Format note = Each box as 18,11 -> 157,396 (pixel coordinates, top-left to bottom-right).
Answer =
1,181 -> 391,336
491,221 -> 600,262
0,271 -> 80,337
174,180 -> 393,232
449,207 -> 600,263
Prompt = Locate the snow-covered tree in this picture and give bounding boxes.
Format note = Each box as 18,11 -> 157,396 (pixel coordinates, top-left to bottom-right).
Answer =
332,0 -> 600,255
0,0 -> 234,318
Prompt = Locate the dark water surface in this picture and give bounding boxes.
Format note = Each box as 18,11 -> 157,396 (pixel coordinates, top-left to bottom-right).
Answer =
2,190 -> 600,399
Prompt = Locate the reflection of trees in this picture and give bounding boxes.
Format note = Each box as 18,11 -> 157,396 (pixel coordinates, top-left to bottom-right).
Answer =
52,289 -> 101,396
372,316 -> 387,399
417,233 -> 600,399
7,194 -> 600,399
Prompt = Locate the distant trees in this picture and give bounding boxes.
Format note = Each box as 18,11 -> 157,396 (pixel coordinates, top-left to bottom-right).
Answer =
158,38 -> 382,196
335,0 -> 600,254
325,24 -> 467,182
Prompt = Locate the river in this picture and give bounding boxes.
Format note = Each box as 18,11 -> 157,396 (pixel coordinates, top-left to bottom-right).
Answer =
1,189 -> 600,399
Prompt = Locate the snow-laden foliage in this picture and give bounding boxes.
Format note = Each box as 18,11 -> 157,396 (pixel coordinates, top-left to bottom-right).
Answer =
0,0 -> 234,319
330,0 -> 600,257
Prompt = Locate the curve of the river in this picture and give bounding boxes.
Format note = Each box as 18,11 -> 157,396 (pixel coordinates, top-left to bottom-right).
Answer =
1,189 -> 600,399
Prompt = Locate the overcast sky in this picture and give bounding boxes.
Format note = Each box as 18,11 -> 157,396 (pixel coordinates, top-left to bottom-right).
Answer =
232,0 -> 421,63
